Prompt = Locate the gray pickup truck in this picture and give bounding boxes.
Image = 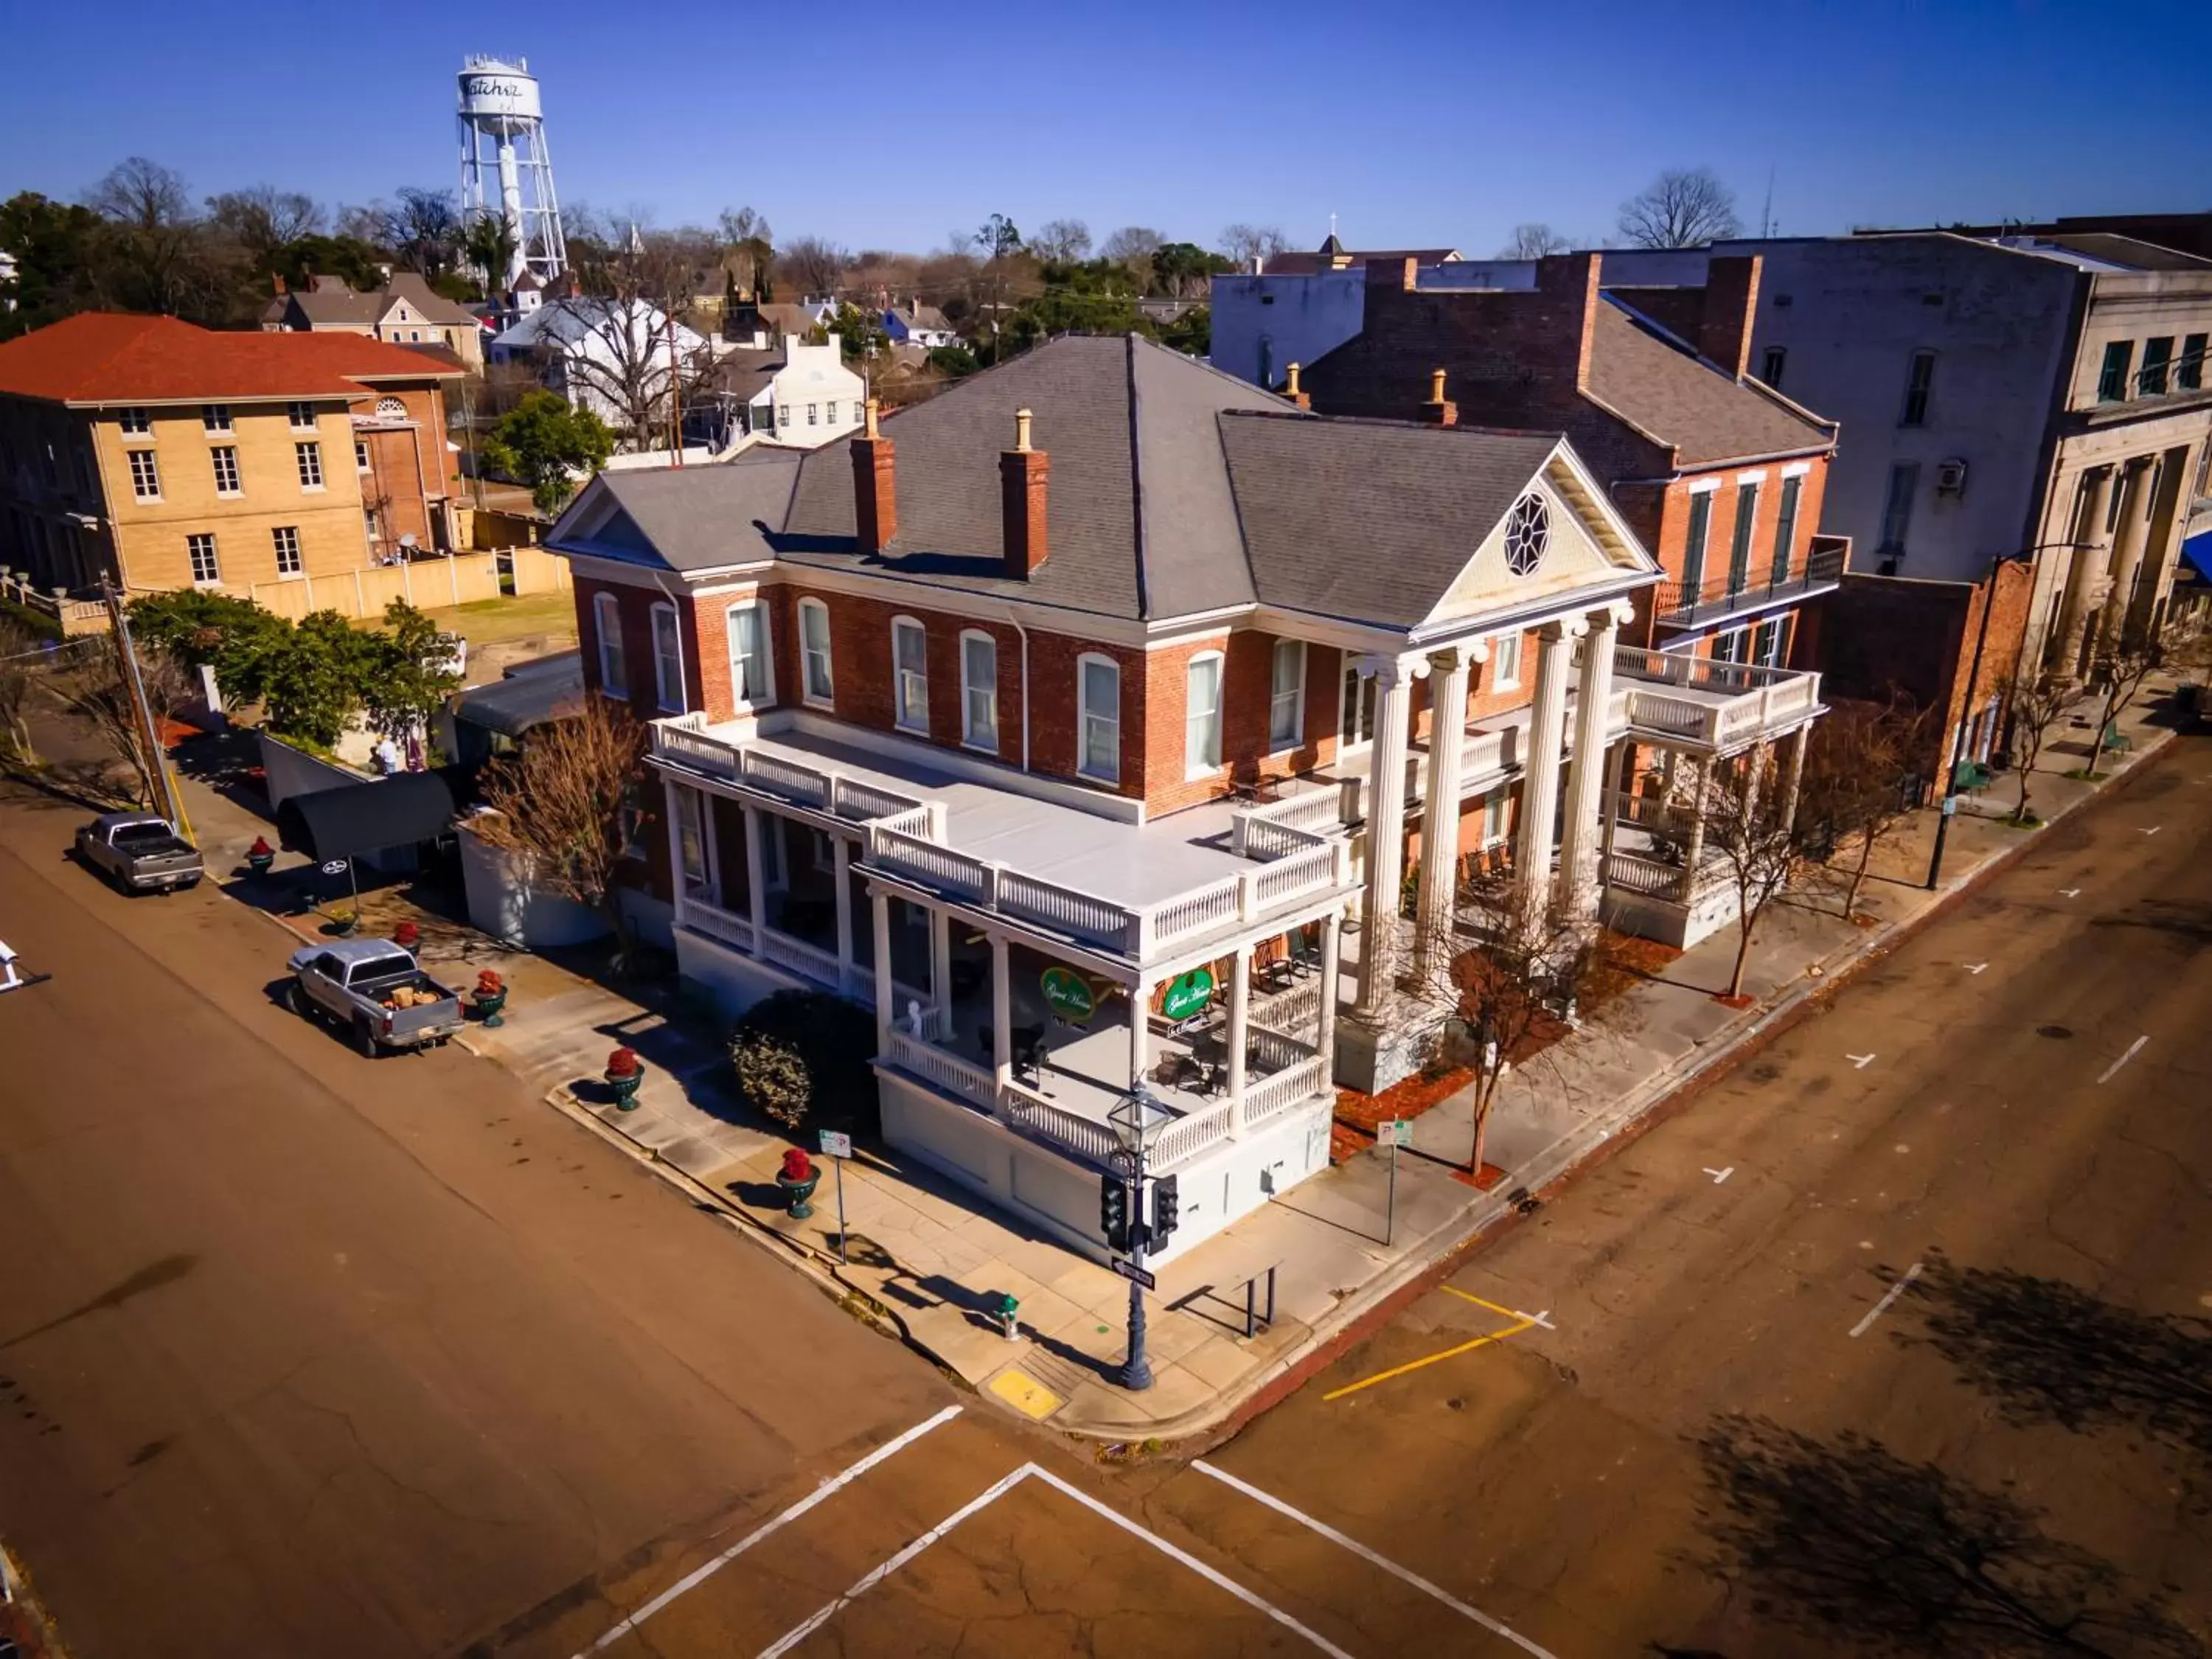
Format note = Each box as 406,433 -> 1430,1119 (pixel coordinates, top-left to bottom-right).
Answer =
287,939 -> 465,1056
74,812 -> 204,893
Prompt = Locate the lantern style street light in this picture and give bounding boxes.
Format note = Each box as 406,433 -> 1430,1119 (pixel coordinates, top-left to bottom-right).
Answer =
1107,1087 -> 1173,1392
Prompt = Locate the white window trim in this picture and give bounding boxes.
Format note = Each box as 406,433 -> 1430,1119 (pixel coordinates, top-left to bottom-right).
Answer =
202,405 -> 232,434
1077,652 -> 1121,785
727,600 -> 774,709
650,599 -> 687,714
271,525 -> 304,579
128,448 -> 161,502
1184,649 -> 1226,780
959,628 -> 999,754
212,446 -> 241,498
594,591 -> 627,698
187,533 -> 221,588
296,441 -> 324,493
1686,476 -> 1724,495
1481,787 -> 1509,846
1490,633 -> 1523,691
288,402 -> 317,432
799,597 -> 835,707
1267,639 -> 1306,754
1338,660 -> 1376,756
1734,469 -> 1770,485
1780,461 -> 1813,479
891,615 -> 929,733
119,408 -> 151,437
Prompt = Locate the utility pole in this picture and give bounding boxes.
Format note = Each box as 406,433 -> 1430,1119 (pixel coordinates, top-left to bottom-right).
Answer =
100,577 -> 184,834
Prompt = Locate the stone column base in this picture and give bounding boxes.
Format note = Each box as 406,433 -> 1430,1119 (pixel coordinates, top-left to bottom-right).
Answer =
1333,1001 -> 1455,1095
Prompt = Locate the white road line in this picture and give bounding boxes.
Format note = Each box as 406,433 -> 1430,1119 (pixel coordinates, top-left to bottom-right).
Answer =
2097,1034 -> 2149,1084
1703,1166 -> 1735,1184
575,1404 -> 962,1656
1192,1460 -> 1558,1658
1849,1262 -> 1924,1339
757,1464 -> 1355,1659
757,1464 -> 1033,1659
1846,1052 -> 1877,1069
1028,1468 -> 1357,1659
2060,887 -> 2083,899
2141,825 -> 2162,835
1965,963 -> 1988,975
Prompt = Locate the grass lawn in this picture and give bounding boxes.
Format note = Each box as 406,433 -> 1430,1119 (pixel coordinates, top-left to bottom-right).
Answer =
352,588 -> 578,648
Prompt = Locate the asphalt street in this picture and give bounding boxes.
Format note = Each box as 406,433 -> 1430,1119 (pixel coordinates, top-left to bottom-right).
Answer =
4,734 -> 2209,1659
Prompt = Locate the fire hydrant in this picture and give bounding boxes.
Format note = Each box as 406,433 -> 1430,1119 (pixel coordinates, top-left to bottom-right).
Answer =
995,1293 -> 1021,1341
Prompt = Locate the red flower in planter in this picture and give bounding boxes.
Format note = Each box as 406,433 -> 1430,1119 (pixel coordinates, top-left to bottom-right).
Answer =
248,835 -> 274,858
606,1046 -> 641,1078
393,921 -> 422,950
475,970 -> 505,995
780,1148 -> 814,1183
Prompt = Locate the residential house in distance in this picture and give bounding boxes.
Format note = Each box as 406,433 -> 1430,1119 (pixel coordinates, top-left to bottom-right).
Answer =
883,301 -> 956,349
489,296 -> 707,445
0,312 -> 466,597
262,271 -> 488,372
723,299 -> 830,352
695,335 -> 867,449
543,333 -> 1826,1260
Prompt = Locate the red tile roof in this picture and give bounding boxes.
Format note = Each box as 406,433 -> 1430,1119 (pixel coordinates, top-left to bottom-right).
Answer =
0,312 -> 466,406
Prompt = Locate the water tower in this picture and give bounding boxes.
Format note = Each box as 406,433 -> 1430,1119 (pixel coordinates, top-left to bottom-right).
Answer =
457,55 -> 567,288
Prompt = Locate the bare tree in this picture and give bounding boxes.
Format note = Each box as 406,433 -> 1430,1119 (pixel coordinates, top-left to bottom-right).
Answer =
1219,223 -> 1289,268
1497,223 -> 1571,259
85,156 -> 212,315
2085,613 -> 2197,779
206,186 -> 321,262
1101,226 -> 1164,265
780,236 -> 849,299
1617,167 -> 1742,248
717,205 -> 774,296
2002,667 -> 2073,824
55,630 -> 192,809
470,698 -> 648,967
1654,747 -> 1798,999
0,616 -> 49,765
380,187 -> 460,276
1031,218 -> 1093,262
1798,700 -> 1932,919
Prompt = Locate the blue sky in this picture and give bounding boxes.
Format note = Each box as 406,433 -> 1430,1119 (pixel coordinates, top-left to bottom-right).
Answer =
4,0 -> 2206,257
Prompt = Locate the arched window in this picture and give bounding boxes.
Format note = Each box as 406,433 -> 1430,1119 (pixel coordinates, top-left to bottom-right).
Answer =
1185,650 -> 1225,776
594,591 -> 627,698
1077,654 -> 1120,784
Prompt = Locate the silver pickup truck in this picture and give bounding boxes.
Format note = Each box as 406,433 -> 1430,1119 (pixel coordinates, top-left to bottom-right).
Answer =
286,939 -> 465,1056
74,812 -> 204,893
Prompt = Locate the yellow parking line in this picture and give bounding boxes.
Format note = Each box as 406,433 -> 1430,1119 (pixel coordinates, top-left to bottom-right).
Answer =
1441,1286 -> 1526,1321
1322,1316 -> 1535,1402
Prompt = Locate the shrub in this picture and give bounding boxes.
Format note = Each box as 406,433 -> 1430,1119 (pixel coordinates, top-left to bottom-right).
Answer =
729,990 -> 879,1134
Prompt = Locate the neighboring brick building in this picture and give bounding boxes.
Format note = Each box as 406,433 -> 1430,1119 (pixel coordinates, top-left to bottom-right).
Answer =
0,312 -> 465,597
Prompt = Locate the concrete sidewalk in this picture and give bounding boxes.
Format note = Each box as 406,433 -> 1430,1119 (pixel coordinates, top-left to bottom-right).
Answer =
156,682 -> 2194,1441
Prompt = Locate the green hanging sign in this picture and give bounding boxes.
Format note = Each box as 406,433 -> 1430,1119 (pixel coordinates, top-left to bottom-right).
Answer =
1040,966 -> 1096,1024
1161,967 -> 1215,1021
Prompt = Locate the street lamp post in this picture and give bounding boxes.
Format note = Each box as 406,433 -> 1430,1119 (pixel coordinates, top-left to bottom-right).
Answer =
1926,542 -> 2086,890
1107,1088 -> 1171,1393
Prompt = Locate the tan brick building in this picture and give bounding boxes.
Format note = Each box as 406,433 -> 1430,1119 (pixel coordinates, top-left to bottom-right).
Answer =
262,271 -> 487,372
0,313 -> 465,597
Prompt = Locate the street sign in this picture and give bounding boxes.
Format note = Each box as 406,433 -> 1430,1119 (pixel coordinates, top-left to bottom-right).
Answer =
320,859 -> 349,877
1941,794 -> 1958,818
1377,1119 -> 1414,1147
1040,967 -> 1096,1024
1111,1258 -> 1157,1290
818,1130 -> 852,1159
1161,967 -> 1215,1021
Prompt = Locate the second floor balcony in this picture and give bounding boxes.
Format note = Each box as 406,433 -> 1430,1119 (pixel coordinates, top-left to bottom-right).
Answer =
1652,536 -> 1846,631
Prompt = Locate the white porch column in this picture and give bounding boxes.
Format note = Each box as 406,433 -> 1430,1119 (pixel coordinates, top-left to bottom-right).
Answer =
1780,724 -> 1810,832
742,801 -> 768,947
1559,605 -> 1622,924
928,905 -> 951,1008
990,935 -> 1012,1091
1413,644 -> 1476,975
1680,755 -> 1708,883
1513,619 -> 1576,928
661,777 -> 687,929
1227,941 -> 1253,1132
1317,912 -> 1341,1062
1353,657 -> 1415,1020
870,890 -> 893,1048
832,835 -> 855,993
1743,741 -> 1770,823
1130,976 -> 1152,1089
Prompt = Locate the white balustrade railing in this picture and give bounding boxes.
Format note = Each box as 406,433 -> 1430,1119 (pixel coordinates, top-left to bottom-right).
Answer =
1244,1054 -> 1329,1125
871,825 -> 993,902
1141,875 -> 1242,953
1253,978 -> 1322,1039
995,869 -> 1134,948
1622,688 -> 1716,742
681,897 -> 754,953
886,1029 -> 997,1107
758,925 -> 842,987
655,721 -> 742,779
1250,1026 -> 1320,1073
1603,851 -> 1689,900
1605,788 -> 1697,839
1152,1100 -> 1236,1167
1254,840 -> 1338,908
1460,722 -> 1523,779
1236,814 -> 1326,861
995,1079 -> 1121,1164
743,749 -> 832,809
833,774 -> 924,822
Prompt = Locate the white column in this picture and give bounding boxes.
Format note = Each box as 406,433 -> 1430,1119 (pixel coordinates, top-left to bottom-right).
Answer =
742,802 -> 768,947
871,890 -> 894,1048
1317,912 -> 1341,1062
661,777 -> 687,929
1559,607 -> 1621,923
832,835 -> 855,993
928,906 -> 951,1008
1680,754 -> 1708,882
1780,725 -> 1809,832
1413,644 -> 1475,975
990,935 -> 1012,1091
1227,941 -> 1253,1132
1354,658 -> 1414,1019
1513,620 -> 1575,928
1130,976 -> 1152,1089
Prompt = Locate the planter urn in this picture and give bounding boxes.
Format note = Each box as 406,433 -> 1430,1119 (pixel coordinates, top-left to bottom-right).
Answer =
605,1046 -> 644,1111
246,837 -> 276,877
776,1149 -> 820,1219
473,970 -> 509,1029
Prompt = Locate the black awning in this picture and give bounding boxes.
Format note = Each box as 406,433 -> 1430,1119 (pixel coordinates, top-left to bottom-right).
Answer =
276,771 -> 459,860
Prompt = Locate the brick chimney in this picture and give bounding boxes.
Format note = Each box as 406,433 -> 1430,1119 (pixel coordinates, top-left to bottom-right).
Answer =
1699,255 -> 1761,380
1282,362 -> 1310,410
1535,252 -> 1603,393
1421,367 -> 1458,426
271,273 -> 287,296
850,397 -> 897,554
1000,407 -> 1048,579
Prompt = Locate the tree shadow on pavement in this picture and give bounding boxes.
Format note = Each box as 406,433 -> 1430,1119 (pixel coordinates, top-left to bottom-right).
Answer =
2088,899 -> 2212,950
1899,1253 -> 2212,1466
1689,1413 -> 2202,1658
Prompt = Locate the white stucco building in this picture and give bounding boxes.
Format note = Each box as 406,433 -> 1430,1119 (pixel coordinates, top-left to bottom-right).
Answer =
489,296 -> 707,443
700,335 -> 867,449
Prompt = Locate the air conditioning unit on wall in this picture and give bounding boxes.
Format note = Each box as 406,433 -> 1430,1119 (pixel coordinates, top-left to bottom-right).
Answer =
1935,458 -> 1969,495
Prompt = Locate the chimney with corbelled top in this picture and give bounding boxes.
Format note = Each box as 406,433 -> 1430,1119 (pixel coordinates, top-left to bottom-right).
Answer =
1000,407 -> 1048,578
1421,367 -> 1458,426
850,397 -> 896,554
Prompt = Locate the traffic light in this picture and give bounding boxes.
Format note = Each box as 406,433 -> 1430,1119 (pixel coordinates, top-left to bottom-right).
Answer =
1100,1174 -> 1130,1253
1151,1174 -> 1180,1244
